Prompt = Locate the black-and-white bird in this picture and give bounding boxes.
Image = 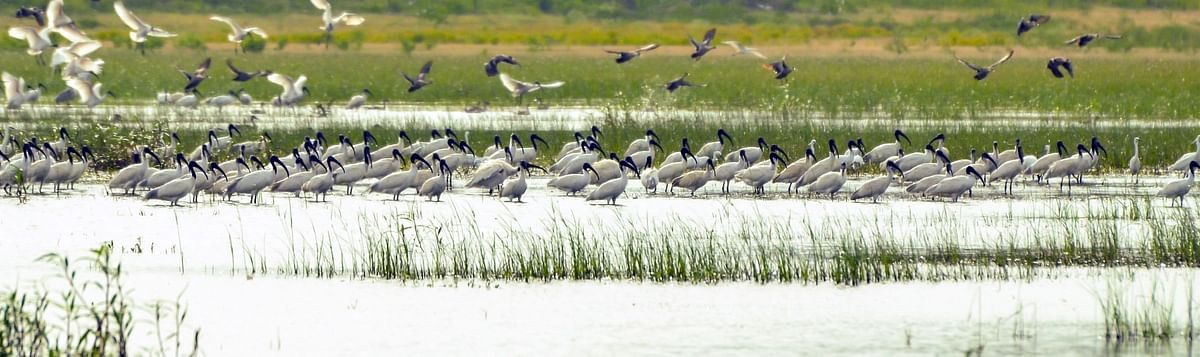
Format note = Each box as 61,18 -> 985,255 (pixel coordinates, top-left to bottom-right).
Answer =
403,61 -> 433,92
1017,14 -> 1050,36
763,56 -> 792,80
1047,57 -> 1073,78
178,57 -> 212,92
954,50 -> 1014,81
665,73 -> 693,93
227,59 -> 268,82
688,28 -> 717,60
14,6 -> 45,27
1065,33 -> 1122,47
604,44 -> 659,64
484,54 -> 518,77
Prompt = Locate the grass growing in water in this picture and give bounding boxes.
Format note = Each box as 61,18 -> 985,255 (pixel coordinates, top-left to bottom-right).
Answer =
0,246 -> 200,356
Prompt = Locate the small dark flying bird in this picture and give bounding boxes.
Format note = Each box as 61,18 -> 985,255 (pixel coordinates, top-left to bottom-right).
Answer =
1065,33 -> 1122,47
178,57 -> 212,92
954,50 -> 1014,81
1046,57 -> 1073,78
403,60 -> 433,92
1017,14 -> 1050,36
483,54 -> 518,77
604,43 -> 659,64
689,28 -> 717,60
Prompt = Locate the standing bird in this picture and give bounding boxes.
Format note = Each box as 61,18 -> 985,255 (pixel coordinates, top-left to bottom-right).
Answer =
227,59 -> 268,82
500,161 -> 547,203
851,161 -> 903,203
302,157 -> 344,202
586,159 -> 639,205
145,161 -> 207,206
926,166 -> 985,203
113,1 -> 175,54
483,55 -> 518,77
1016,15 -> 1050,36
1159,162 -> 1200,206
417,158 -> 452,202
310,0 -> 365,49
665,73 -> 694,93
1129,137 -> 1142,185
346,89 -> 371,109
863,129 -> 912,164
1065,33 -> 1122,47
177,57 -> 212,92
403,61 -> 433,92
688,28 -> 717,61
604,44 -> 659,64
722,41 -> 766,59
955,50 -> 1014,81
808,163 -> 848,199
210,16 -> 268,53
1047,57 -> 1074,78
763,56 -> 792,80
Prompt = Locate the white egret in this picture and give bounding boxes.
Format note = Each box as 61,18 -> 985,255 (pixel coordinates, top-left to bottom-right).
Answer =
1129,137 -> 1142,184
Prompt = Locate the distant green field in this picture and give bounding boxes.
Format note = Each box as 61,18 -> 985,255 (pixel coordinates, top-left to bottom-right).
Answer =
2,51 -> 1196,120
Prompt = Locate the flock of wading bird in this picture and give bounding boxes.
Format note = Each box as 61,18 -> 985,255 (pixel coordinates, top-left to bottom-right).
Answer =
1,125 -> 1199,206
2,0 -> 1116,113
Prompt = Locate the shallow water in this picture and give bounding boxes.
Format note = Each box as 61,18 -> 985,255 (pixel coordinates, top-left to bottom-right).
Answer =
5,105 -> 1200,355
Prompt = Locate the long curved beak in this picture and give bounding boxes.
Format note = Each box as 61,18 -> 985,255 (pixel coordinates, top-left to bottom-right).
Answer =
718,129 -> 732,145
897,130 -> 911,145
527,163 -> 548,174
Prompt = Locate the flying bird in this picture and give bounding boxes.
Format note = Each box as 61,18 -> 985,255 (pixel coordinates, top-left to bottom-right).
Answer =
688,28 -> 717,60
763,56 -> 792,80
1046,57 -> 1073,78
604,44 -> 659,64
665,72 -> 694,93
177,57 -> 212,92
954,50 -> 1014,81
310,0 -> 365,49
210,16 -> 268,53
1017,14 -> 1050,36
226,59 -> 268,82
1065,33 -> 1122,47
267,73 -> 308,106
722,41 -> 766,59
483,55 -> 518,77
403,61 -> 433,92
7,26 -> 54,63
114,1 -> 175,54
14,7 -> 45,27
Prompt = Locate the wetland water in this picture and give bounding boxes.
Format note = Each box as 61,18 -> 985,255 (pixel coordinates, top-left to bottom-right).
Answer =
3,105 -> 1200,355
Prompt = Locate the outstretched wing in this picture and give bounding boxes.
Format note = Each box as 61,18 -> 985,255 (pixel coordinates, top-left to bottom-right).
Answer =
46,0 -> 73,29
988,50 -> 1014,69
722,40 -> 743,51
310,0 -> 332,11
266,73 -> 294,91
3,72 -> 22,101
1028,14 -> 1050,24
499,73 -> 523,93
226,59 -> 247,75
637,43 -> 659,53
419,61 -> 433,79
1064,35 -> 1083,45
335,12 -> 365,26
67,40 -> 102,57
953,55 -> 983,71
1104,34 -> 1123,39
210,16 -> 242,33
245,27 -> 268,39
196,57 -> 212,74
540,81 -> 565,89
113,1 -> 146,31
701,28 -> 716,46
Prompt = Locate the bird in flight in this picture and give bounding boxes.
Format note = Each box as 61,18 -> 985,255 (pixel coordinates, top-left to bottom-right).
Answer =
954,50 -> 1014,81
1046,57 -> 1074,78
689,28 -> 718,61
1017,14 -> 1050,36
723,41 -> 766,59
604,44 -> 659,64
403,61 -> 433,92
1065,33 -> 1122,47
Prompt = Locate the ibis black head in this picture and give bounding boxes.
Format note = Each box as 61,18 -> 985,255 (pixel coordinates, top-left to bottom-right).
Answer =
895,129 -> 911,145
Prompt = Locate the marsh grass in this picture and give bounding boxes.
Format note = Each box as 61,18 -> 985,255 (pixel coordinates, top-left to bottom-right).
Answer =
0,246 -> 200,357
1098,279 -> 1198,342
218,198 -> 1200,286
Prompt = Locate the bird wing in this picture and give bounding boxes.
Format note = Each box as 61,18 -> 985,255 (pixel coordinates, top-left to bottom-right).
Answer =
267,73 -> 294,91
335,12 -> 365,26
113,1 -> 146,31
602,49 -> 624,55
540,81 -> 565,89
46,0 -> 73,29
1046,61 -> 1063,78
637,43 -> 659,53
210,16 -> 242,33
722,41 -> 743,51
419,61 -> 433,79
3,72 -> 21,101
1029,14 -> 1051,24
66,77 -> 95,103
310,0 -> 332,11
196,57 -> 212,74
688,35 -> 701,50
226,59 -> 247,75
1104,34 -> 1123,39
7,26 -> 37,44
293,75 -> 308,92
499,73 -> 523,93
69,40 -> 102,57
953,55 -> 983,71
747,49 -> 767,59
55,26 -> 91,43
988,50 -> 1014,69
1062,61 -> 1074,77
1064,35 -> 1082,45
245,27 -> 268,39
702,28 -> 716,46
